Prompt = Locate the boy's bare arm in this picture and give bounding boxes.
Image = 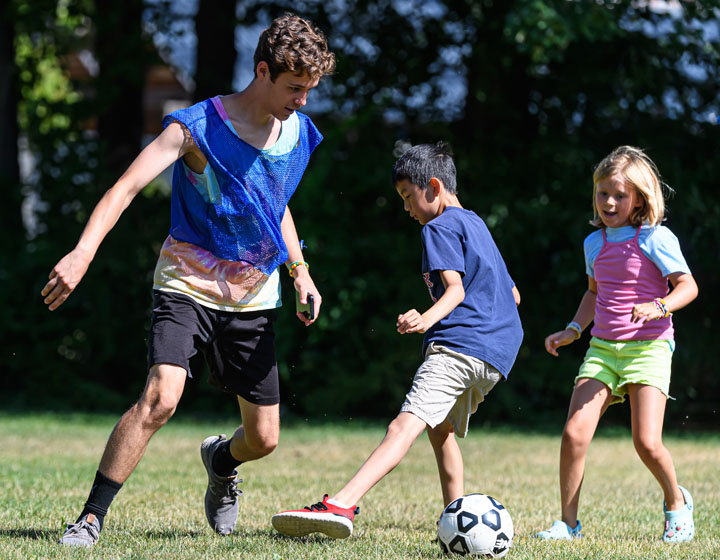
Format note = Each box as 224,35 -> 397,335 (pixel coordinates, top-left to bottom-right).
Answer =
41,122 -> 191,310
397,269 -> 464,334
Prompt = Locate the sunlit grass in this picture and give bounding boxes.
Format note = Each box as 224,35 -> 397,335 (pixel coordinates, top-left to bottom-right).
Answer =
0,412 -> 718,559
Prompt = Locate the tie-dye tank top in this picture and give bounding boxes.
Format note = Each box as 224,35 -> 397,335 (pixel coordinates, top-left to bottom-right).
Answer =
153,96 -> 322,311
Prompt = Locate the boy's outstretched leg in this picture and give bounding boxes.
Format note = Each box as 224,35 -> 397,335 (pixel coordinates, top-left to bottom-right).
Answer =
202,397 -> 279,536
60,364 -> 186,546
272,412 -> 427,538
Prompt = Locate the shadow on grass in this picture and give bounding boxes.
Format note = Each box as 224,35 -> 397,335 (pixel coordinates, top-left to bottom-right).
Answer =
0,527 -> 57,541
138,528 -> 205,539
0,525 -> 334,543
136,527 -> 282,540
268,532 -> 336,543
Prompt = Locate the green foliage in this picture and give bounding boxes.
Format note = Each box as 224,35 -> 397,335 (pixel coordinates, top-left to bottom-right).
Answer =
3,1 -> 719,428
3,0 -> 168,411
271,0 -> 720,425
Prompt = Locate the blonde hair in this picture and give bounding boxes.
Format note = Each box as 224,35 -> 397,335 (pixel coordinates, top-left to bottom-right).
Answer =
591,146 -> 673,228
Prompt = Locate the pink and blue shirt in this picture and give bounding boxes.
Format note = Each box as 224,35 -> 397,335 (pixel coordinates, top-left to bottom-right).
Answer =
584,225 -> 691,341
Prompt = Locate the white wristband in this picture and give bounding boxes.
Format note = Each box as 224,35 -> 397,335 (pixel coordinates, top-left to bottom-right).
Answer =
566,321 -> 582,340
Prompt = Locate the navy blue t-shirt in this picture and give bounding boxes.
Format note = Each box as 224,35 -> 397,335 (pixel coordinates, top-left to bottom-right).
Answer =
421,207 -> 523,378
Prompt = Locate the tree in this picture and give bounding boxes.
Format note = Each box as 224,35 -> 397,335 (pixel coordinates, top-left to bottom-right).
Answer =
94,0 -> 147,176
236,0 -> 720,424
3,0 -> 167,411
4,0 -> 719,427
0,0 -> 22,233
194,0 -> 237,101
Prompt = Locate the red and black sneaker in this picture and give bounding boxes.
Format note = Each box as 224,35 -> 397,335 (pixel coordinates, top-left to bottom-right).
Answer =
271,494 -> 359,539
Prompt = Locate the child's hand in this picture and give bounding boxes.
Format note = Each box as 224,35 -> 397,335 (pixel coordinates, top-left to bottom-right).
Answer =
397,309 -> 426,334
631,302 -> 663,324
544,329 -> 577,356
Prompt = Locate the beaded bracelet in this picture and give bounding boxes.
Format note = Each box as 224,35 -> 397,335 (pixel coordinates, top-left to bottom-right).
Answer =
653,298 -> 672,319
566,321 -> 582,340
287,261 -> 309,277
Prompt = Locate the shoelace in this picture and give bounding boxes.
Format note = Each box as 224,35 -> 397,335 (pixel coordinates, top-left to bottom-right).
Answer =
303,495 -> 359,516
304,500 -> 329,512
64,518 -> 99,540
225,477 -> 242,498
209,474 -> 243,501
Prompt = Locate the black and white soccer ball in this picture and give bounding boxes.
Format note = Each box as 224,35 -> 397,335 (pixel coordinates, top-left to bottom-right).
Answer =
437,493 -> 513,557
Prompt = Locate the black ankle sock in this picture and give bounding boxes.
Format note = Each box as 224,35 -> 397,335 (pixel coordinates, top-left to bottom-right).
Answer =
79,470 -> 123,530
212,440 -> 242,476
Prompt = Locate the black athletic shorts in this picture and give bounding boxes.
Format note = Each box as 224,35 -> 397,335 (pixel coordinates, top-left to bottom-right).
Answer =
147,290 -> 280,405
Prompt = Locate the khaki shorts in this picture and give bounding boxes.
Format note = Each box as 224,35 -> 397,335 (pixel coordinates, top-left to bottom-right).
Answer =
576,336 -> 674,404
400,343 -> 502,438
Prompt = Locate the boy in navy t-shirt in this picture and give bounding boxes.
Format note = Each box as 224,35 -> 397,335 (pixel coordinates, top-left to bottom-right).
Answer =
271,142 -> 523,539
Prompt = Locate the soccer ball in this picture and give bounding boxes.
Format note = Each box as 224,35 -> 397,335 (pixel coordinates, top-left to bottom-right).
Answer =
437,493 -> 513,557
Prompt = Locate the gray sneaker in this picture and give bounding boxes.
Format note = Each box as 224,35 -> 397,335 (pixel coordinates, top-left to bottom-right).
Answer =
59,513 -> 101,547
200,434 -> 242,536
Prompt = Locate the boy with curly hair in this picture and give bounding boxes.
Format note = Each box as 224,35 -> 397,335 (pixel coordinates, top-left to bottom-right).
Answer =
44,14 -> 335,547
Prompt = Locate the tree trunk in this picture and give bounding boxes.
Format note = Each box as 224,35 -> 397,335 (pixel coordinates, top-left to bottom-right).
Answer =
0,0 -> 22,234
94,0 -> 146,177
194,0 -> 237,102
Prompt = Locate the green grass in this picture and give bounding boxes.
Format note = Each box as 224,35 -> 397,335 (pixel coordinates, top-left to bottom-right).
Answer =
0,412 -> 718,559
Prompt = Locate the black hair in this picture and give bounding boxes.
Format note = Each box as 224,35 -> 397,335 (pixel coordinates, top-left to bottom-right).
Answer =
391,142 -> 457,194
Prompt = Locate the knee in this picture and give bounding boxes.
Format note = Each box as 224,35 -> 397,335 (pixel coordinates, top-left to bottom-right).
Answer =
385,416 -> 411,442
562,420 -> 591,452
244,431 -> 279,457
135,393 -> 178,429
384,414 -> 424,448
633,435 -> 664,462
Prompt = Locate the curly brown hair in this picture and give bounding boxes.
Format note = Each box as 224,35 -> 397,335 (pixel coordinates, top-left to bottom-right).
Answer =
253,14 -> 336,81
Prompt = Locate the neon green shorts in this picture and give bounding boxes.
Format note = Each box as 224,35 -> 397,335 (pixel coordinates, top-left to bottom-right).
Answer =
575,336 -> 674,404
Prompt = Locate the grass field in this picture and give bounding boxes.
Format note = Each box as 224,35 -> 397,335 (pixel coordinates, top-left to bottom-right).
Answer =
0,412 -> 718,559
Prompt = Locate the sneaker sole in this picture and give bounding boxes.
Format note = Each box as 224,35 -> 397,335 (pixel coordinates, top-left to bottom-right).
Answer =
59,537 -> 96,547
271,511 -> 353,539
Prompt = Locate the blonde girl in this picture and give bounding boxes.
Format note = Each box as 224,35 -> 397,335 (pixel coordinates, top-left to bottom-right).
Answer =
537,146 -> 698,542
